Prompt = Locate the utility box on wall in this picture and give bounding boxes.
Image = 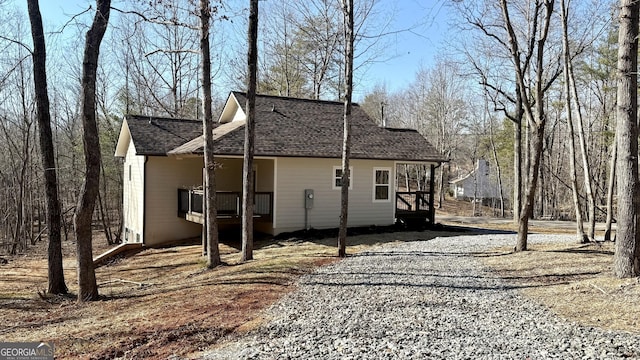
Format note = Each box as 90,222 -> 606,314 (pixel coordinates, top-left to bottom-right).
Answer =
304,189 -> 314,209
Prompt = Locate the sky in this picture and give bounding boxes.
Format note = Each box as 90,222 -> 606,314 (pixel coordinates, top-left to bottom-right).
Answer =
359,0 -> 453,93
12,0 -> 453,99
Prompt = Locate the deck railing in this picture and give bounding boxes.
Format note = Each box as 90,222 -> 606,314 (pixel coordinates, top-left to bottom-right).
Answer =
178,189 -> 273,220
396,191 -> 435,224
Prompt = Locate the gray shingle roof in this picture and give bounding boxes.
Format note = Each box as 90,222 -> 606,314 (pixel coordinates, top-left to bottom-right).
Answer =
127,92 -> 446,163
125,115 -> 202,156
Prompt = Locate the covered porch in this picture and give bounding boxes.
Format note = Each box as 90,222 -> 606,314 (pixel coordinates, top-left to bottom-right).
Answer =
176,157 -> 276,233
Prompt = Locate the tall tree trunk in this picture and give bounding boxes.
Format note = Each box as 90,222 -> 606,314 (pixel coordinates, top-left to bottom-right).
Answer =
614,0 -> 640,278
200,0 -> 221,268
562,0 -> 596,241
561,0 -> 588,243
74,0 -> 111,302
242,0 -> 259,262
512,93 -> 523,223
604,133 -> 617,241
27,0 -> 68,294
487,109 -> 505,218
565,93 -> 588,243
337,0 -> 354,258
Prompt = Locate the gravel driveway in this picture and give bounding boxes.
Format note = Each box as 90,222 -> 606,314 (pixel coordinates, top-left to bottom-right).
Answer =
204,234 -> 640,359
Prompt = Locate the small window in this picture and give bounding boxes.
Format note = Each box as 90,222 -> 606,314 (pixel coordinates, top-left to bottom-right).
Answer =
128,164 -> 132,181
373,168 -> 391,202
333,166 -> 353,190
136,233 -> 140,243
124,228 -> 129,241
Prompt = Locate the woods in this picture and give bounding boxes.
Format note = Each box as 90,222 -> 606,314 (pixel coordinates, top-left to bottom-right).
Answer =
1,0 -> 640,304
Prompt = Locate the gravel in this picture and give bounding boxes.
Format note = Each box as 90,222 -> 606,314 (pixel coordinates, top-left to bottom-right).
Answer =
203,234 -> 640,359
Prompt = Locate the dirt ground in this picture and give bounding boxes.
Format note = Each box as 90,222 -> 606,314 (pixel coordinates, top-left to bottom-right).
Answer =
481,241 -> 640,333
1,200 -> 637,359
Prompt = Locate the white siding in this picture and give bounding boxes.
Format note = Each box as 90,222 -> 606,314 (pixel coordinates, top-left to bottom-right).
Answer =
122,140 -> 145,243
145,156 -> 204,246
273,158 -> 395,234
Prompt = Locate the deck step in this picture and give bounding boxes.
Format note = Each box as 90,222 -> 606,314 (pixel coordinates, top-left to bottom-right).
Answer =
93,243 -> 144,268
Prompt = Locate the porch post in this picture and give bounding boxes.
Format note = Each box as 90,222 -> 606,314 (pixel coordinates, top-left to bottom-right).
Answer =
202,167 -> 207,256
429,164 -> 436,224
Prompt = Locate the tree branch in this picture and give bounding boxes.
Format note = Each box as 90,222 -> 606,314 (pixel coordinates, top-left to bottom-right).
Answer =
0,35 -> 32,54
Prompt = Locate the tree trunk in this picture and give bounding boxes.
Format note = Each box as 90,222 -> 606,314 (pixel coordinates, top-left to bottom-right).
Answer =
562,1 -> 596,241
516,122 -> 544,251
614,0 -> 640,278
242,0 -> 259,262
565,95 -> 588,243
604,133 -> 617,241
513,110 -> 522,223
74,0 -> 111,302
561,0 -> 588,243
27,0 -> 68,294
488,110 -> 505,218
337,0 -> 354,258
200,0 -> 221,268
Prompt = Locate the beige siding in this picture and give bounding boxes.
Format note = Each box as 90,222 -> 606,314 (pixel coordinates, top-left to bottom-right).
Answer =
123,141 -> 145,243
255,159 -> 274,192
273,158 -> 395,234
216,158 -> 243,191
216,157 -> 275,192
145,156 -> 204,246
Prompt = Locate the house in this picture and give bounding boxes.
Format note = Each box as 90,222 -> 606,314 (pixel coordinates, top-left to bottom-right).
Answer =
449,159 -> 503,202
114,92 -> 446,247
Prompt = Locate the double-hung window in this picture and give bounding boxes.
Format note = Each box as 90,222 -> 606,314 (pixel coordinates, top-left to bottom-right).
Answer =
373,168 -> 391,202
333,166 -> 353,190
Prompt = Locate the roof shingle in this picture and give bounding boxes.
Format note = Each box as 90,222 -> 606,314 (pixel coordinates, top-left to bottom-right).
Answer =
125,115 -> 202,156
127,92 -> 446,163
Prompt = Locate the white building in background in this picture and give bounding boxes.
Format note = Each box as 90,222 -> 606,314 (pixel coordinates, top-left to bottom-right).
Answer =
449,159 -> 503,202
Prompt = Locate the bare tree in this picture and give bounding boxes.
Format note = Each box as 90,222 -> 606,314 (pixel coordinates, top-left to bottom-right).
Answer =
74,0 -> 111,301
26,0 -> 67,294
241,0 -> 259,262
337,0 -> 353,258
614,0 -> 639,278
499,0 -> 557,251
200,0 -> 221,268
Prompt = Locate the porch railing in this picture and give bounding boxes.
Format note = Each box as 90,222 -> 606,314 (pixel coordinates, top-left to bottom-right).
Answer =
396,191 -> 435,224
178,189 -> 273,220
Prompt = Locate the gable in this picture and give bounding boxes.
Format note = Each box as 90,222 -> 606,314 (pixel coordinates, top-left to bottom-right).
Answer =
114,119 -> 132,157
218,93 -> 247,123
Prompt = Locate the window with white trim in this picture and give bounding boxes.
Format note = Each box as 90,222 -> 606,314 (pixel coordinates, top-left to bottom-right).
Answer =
373,168 -> 391,201
333,166 -> 353,190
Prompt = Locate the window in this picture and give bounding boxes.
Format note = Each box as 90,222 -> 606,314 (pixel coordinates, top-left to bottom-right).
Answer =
373,168 -> 391,201
128,164 -> 132,181
333,166 -> 353,190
